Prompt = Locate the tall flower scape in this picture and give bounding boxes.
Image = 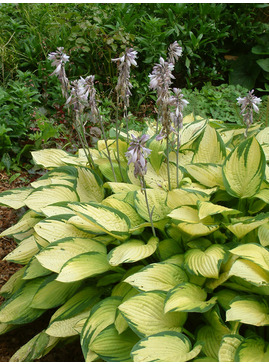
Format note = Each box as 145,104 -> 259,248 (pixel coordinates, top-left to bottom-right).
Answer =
0,41 -> 268,363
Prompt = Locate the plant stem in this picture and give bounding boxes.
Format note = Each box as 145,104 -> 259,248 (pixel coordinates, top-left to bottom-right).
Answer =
166,134 -> 171,191
141,176 -> 156,237
115,94 -> 124,181
176,124 -> 180,188
75,113 -> 95,169
98,112 -> 117,181
124,97 -> 129,144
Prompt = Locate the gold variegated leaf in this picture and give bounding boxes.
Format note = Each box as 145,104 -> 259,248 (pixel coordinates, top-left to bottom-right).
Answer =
131,332 -> 202,362
185,163 -> 224,188
89,325 -> 138,362
192,124 -> 226,164
81,296 -> 121,362
31,149 -> 69,168
184,244 -> 227,279
226,296 -> 269,326
229,243 -> 269,272
134,188 -> 170,222
235,336 -> 269,362
164,282 -> 217,313
0,187 -> 33,209
218,334 -> 244,362
56,252 -> 111,282
197,201 -> 240,220
25,185 -> 79,213
34,218 -> 94,243
4,236 -> 39,264
68,202 -> 130,240
229,258 -> 269,286
119,291 -> 187,338
36,237 -> 106,273
222,137 -> 266,198
258,223 -> 269,247
124,262 -> 188,292
76,167 -> 104,203
108,237 -> 159,266
167,188 -> 210,209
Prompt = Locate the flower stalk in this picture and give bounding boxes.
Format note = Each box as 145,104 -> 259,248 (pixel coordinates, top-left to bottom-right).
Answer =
125,134 -> 156,237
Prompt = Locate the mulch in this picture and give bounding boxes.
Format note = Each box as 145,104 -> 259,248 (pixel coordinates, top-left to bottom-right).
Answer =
0,171 -> 85,362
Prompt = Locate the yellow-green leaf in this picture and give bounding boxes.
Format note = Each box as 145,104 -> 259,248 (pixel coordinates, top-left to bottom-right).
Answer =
165,282 -> 217,313
36,237 -> 106,273
131,332 -> 202,362
119,291 -> 187,338
108,237 -> 158,266
222,137 -> 266,198
124,262 -> 188,292
226,296 -> 269,326
56,252 -> 111,282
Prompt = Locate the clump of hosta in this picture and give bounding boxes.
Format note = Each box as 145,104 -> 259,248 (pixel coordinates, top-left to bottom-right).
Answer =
0,45 -> 269,362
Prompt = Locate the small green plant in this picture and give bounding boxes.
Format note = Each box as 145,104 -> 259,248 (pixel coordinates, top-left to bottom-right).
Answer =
0,45 -> 269,362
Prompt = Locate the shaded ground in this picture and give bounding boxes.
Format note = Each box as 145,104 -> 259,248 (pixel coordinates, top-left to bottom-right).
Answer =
0,171 -> 85,362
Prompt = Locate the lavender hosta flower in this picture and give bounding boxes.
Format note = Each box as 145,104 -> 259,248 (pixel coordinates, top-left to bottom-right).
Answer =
125,134 -> 151,178
149,57 -> 175,105
169,88 -> 189,129
112,48 -> 138,107
237,90 -> 262,136
168,41 -> 182,64
48,47 -> 69,92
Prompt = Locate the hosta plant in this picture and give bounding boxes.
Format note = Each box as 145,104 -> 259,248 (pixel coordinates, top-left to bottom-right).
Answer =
0,113 -> 269,361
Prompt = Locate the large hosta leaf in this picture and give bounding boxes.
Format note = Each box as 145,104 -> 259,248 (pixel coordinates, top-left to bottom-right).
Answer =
76,167 -> 104,202
0,187 -> 33,209
46,286 -> 100,338
34,218 -> 94,243
144,162 -> 182,190
90,325 -> 138,362
164,282 -> 217,313
31,149 -> 69,168
192,124 -> 226,164
258,223 -> 269,247
184,244 -> 228,279
0,210 -> 41,237
229,243 -> 269,272
56,252 -> 111,282
197,201 -> 240,220
229,258 -> 269,286
68,202 -> 130,240
226,295 -> 269,326
102,197 -> 144,228
185,163 -> 224,188
222,137 -> 266,198
30,277 -> 81,309
81,297 -> 121,362
36,237 -> 106,273
167,188 -> 210,209
10,331 -> 59,362
0,279 -> 46,324
108,237 -> 159,266
235,336 -> 269,362
218,334 -> 244,362
119,291 -> 187,338
131,332 -> 202,362
226,215 -> 269,239
3,236 -> 39,265
168,206 -> 218,237
124,262 -> 188,292
134,189 -> 171,222
25,185 -> 79,213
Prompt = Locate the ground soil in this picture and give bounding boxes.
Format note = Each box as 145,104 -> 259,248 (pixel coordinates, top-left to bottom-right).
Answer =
0,171 -> 85,362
